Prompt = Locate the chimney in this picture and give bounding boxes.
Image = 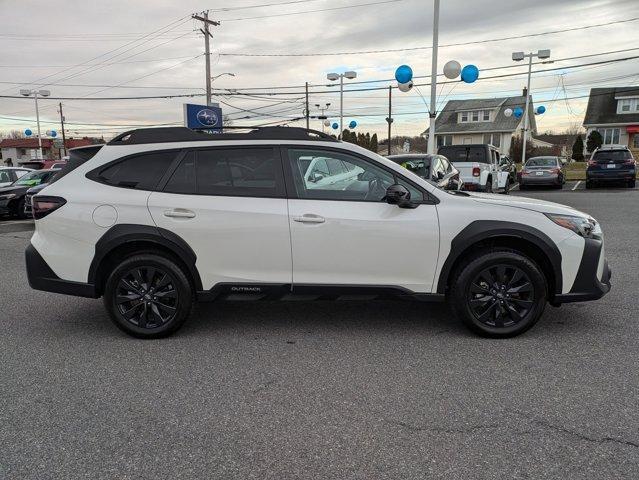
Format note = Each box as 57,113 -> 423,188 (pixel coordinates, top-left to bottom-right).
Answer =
522,87 -> 528,97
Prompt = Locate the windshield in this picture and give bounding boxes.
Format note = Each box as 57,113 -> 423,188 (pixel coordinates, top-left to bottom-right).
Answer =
592,150 -> 632,162
13,170 -> 55,187
525,157 -> 557,167
438,146 -> 488,164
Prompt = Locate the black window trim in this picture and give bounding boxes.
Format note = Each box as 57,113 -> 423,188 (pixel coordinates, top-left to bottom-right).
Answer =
156,145 -> 287,199
86,148 -> 185,192
280,145 -> 439,205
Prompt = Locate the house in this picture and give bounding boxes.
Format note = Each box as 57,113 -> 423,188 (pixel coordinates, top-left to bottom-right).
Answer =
422,90 -> 536,157
0,137 -> 95,164
583,87 -> 639,153
533,133 -> 578,158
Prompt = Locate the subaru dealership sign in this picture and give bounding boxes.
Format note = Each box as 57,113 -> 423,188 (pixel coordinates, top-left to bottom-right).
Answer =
183,103 -> 223,132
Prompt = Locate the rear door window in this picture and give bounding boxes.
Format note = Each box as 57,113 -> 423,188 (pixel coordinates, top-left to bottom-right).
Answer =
164,147 -> 284,198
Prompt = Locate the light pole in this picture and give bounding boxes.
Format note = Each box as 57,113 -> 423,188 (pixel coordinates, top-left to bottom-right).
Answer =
327,71 -> 357,139
315,103 -> 331,132
512,49 -> 551,164
427,0 -> 440,155
20,89 -> 50,160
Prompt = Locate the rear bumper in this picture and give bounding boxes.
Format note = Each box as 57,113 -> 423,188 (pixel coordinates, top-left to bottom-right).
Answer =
553,237 -> 611,304
587,168 -> 635,181
520,173 -> 561,185
25,243 -> 98,298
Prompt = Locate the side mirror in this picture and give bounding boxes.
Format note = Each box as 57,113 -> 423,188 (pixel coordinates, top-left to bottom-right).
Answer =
385,184 -> 418,209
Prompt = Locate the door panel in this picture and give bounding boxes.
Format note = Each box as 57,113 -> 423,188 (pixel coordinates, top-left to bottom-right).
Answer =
148,193 -> 292,289
288,200 -> 439,292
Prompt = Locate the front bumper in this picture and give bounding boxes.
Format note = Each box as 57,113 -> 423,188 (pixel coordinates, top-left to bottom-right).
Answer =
553,237 -> 611,304
25,243 -> 97,298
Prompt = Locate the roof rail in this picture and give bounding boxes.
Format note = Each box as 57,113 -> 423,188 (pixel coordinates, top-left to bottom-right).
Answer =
107,126 -> 339,145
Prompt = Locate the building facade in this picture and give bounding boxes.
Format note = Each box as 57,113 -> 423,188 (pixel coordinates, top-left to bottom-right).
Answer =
583,87 -> 639,154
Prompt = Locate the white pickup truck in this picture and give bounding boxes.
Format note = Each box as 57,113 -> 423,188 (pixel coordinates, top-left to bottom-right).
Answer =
438,144 -> 511,194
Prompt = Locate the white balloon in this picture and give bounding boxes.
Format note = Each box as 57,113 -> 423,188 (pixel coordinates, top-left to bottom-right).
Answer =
323,119 -> 331,127
503,108 -> 513,118
398,80 -> 414,93
443,60 -> 461,80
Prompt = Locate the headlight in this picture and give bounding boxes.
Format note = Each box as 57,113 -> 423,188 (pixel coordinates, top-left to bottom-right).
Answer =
545,213 -> 600,239
0,193 -> 17,200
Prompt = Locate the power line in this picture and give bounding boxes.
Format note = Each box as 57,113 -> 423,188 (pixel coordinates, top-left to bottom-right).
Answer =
211,0 -> 324,11
221,0 -> 405,21
219,17 -> 639,56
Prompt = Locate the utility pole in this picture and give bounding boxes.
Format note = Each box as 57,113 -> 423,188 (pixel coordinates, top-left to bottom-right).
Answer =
305,82 -> 310,129
386,86 -> 393,156
427,0 -> 440,154
192,11 -> 220,106
58,102 -> 67,157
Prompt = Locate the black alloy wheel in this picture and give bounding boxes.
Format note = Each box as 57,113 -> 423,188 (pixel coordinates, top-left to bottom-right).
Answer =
116,266 -> 178,329
467,264 -> 533,329
449,249 -> 547,338
104,254 -> 193,338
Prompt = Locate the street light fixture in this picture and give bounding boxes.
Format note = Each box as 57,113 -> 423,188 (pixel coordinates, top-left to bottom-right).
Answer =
211,72 -> 235,81
327,71 -> 357,139
512,49 -> 551,164
19,89 -> 51,160
315,103 -> 331,132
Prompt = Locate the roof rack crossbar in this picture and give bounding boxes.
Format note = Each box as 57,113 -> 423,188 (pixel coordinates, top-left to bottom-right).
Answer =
107,126 -> 339,145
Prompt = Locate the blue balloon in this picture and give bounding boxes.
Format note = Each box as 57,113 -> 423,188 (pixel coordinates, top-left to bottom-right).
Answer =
513,107 -> 524,118
460,64 -> 479,83
332,122 -> 339,130
50,130 -> 57,137
349,120 -> 357,129
395,65 -> 413,84
536,105 -> 546,115
24,129 -> 32,136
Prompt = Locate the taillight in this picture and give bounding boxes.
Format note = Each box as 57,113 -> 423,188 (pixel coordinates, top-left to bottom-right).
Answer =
624,158 -> 635,165
550,168 -> 561,174
472,167 -> 480,177
32,196 -> 66,219
587,159 -> 597,167
521,170 -> 529,176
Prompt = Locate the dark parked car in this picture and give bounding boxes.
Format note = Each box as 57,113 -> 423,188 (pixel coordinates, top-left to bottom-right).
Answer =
586,145 -> 636,189
0,169 -> 58,219
519,156 -> 566,189
387,154 -> 462,190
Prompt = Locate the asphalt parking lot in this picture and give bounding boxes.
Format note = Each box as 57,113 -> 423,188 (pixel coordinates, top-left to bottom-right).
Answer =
1,186 -> 638,479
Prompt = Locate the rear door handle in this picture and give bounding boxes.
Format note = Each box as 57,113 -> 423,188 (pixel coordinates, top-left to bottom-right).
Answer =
163,208 -> 196,219
293,214 -> 325,224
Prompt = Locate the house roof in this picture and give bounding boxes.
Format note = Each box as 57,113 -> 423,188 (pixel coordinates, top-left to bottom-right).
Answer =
423,95 -> 537,135
534,133 -> 577,146
0,138 -> 54,148
583,87 -> 639,125
0,137 -> 94,149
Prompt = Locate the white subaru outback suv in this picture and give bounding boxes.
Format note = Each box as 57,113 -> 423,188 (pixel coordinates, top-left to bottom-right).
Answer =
26,127 -> 611,339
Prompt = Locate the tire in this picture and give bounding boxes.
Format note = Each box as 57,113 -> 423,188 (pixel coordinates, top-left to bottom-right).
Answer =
629,179 -> 636,188
449,249 -> 547,338
585,180 -> 593,189
16,198 -> 27,219
484,178 -> 493,193
103,253 -> 193,339
519,183 -> 526,191
502,180 -> 510,195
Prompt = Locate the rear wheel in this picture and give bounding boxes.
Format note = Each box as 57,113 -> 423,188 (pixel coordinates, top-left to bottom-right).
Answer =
629,179 -> 636,188
585,180 -> 593,189
485,178 -> 493,193
449,249 -> 547,338
104,254 -> 193,338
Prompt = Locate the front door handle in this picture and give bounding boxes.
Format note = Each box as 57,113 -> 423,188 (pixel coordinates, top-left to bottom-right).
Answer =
293,214 -> 325,224
163,208 -> 196,219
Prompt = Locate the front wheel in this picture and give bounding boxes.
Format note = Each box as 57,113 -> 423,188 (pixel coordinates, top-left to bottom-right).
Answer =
104,254 -> 193,338
449,249 -> 547,338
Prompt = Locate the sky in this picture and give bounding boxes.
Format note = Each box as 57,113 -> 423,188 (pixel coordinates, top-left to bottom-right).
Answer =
1,0 -> 638,140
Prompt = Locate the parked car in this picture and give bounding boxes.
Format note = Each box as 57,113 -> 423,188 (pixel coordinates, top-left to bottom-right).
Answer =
0,167 -> 33,187
519,156 -> 566,189
586,145 -> 636,189
26,127 -> 610,339
19,159 -> 64,170
499,156 -> 517,184
438,144 -> 510,193
388,154 -> 462,190
24,182 -> 49,217
0,169 -> 58,218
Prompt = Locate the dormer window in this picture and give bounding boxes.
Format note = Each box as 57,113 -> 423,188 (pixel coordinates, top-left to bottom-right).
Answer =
616,97 -> 639,114
459,109 -> 491,123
